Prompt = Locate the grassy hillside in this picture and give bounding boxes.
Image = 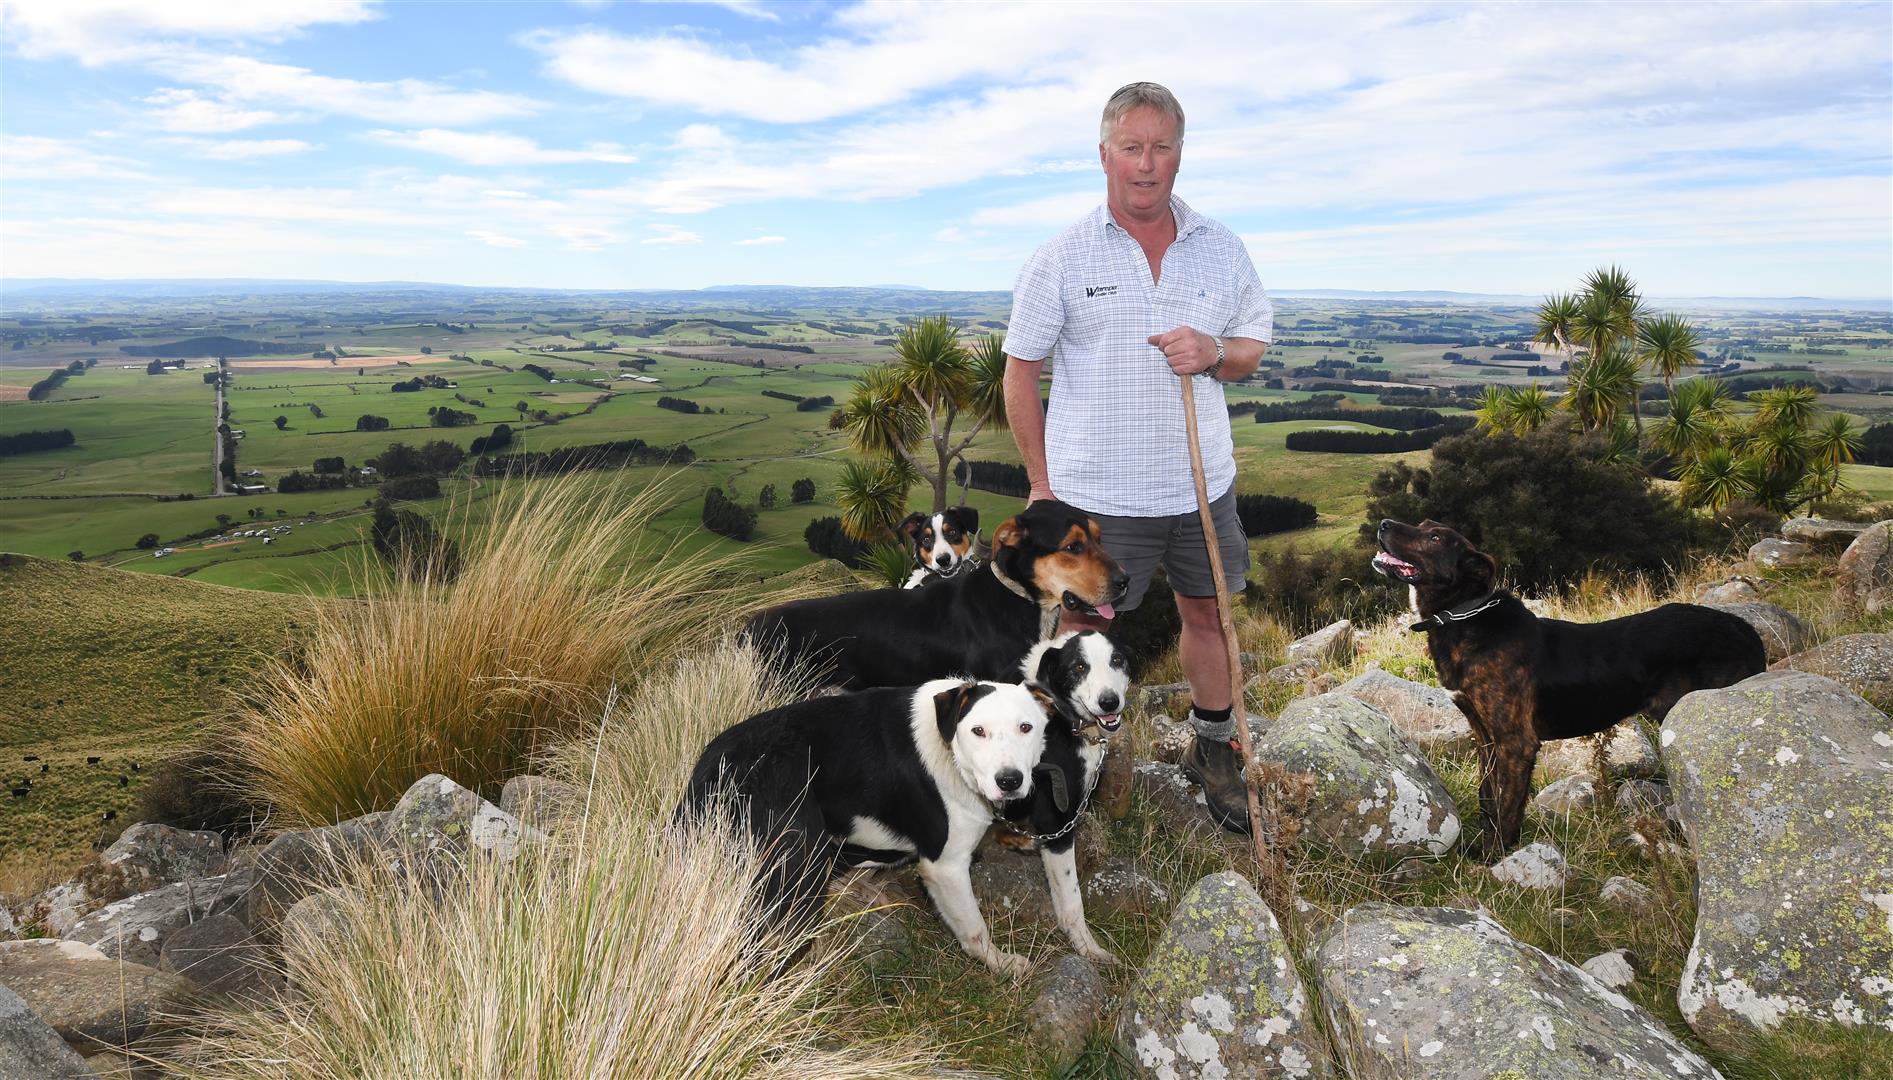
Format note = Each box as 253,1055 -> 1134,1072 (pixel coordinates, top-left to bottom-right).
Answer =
0,554 -> 302,872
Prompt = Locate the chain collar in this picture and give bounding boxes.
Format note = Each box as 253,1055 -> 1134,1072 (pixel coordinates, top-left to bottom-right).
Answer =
1409,591 -> 1502,633
995,732 -> 1108,845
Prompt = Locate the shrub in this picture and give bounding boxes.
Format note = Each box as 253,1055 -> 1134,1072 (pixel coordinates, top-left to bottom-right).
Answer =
1234,494 -> 1318,536
1362,427 -> 1695,592
430,407 -> 477,428
0,429 -> 76,456
701,487 -> 757,542
1284,418 -> 1474,453
313,456 -> 346,474
790,478 -> 815,504
657,396 -> 702,414
1249,545 -> 1400,634
356,415 -> 391,432
953,459 -> 1029,497
380,475 -> 442,501
803,516 -> 870,566
757,483 -> 777,510
229,475 -> 749,825
370,502 -> 460,582
136,533 -> 160,549
27,369 -> 70,401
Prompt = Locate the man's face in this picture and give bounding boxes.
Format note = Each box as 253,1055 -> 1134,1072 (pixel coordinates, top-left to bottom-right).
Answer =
1099,104 -> 1181,222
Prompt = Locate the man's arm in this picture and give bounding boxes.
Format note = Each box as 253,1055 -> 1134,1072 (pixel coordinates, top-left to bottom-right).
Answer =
1003,355 -> 1054,502
1147,327 -> 1267,381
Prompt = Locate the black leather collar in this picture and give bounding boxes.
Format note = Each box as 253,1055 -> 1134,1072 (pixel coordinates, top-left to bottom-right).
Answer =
1409,591 -> 1502,633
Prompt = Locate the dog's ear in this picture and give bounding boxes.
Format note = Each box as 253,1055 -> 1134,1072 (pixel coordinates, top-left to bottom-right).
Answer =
959,507 -> 979,535
898,512 -> 926,543
992,516 -> 1021,550
1032,647 -> 1063,690
933,680 -> 982,740
1457,546 -> 1497,591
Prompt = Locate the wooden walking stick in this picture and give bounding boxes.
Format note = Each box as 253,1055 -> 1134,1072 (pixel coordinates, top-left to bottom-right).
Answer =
1177,369 -> 1290,909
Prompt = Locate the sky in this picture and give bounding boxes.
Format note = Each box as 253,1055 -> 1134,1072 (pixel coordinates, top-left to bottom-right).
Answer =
1,0 -> 1889,298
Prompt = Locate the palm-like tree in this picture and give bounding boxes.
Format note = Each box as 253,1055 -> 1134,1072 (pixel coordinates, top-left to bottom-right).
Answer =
1679,445 -> 1746,511
835,457 -> 915,543
1532,293 -> 1580,370
1507,384 -> 1555,433
1475,385 -> 1511,434
1650,380 -> 1726,460
1636,313 -> 1699,397
842,316 -> 1008,513
1562,342 -> 1641,431
1750,384 -> 1820,432
1811,413 -> 1860,467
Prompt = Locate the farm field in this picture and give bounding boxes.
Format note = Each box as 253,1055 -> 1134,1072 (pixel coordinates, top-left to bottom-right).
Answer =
2,286 -> 1889,600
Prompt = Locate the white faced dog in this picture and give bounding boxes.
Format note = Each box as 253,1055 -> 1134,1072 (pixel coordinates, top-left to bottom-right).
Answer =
1002,629 -> 1132,964
681,677 -> 1053,975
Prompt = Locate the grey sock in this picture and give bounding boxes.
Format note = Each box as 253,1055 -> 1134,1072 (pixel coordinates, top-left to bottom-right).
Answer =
1188,707 -> 1237,742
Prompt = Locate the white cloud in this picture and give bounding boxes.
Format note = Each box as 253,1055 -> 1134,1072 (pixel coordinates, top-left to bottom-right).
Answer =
174,137 -> 314,159
369,129 -> 636,166
143,89 -> 286,133
642,223 -> 702,245
167,55 -> 540,127
553,224 -> 622,250
467,229 -> 527,248
0,134 -> 151,181
0,0 -> 379,64
733,234 -> 785,246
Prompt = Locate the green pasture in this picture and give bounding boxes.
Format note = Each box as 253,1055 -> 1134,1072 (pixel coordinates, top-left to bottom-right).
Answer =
0,365 -> 216,495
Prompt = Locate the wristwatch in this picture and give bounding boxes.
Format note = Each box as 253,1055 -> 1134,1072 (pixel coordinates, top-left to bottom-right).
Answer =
1202,336 -> 1226,380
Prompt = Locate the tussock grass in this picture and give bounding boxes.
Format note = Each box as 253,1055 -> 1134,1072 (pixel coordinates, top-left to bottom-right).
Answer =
230,473 -> 755,826
167,807 -> 940,1078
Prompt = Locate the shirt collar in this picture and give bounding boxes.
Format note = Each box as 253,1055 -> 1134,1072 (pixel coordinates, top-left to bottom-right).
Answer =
1099,195 -> 1204,239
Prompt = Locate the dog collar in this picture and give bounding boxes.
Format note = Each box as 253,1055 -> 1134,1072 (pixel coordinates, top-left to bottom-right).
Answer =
988,557 -> 1035,604
919,555 -> 979,581
1007,740 -> 1106,845
1409,592 -> 1501,633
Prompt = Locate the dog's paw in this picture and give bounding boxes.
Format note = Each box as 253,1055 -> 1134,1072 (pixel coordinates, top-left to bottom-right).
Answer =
1079,943 -> 1121,967
988,950 -> 1032,978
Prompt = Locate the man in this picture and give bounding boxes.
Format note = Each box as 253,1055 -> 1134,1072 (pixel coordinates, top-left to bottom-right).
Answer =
1003,81 -> 1272,833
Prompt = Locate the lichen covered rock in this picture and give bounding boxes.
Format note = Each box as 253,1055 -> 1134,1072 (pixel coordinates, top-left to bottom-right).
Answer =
1254,693 -> 1459,859
1837,521 -> 1893,614
1331,669 -> 1473,753
1662,670 -> 1893,1043
1772,633 -> 1893,710
1314,904 -> 1719,1079
1286,620 -> 1355,666
1116,872 -> 1328,1079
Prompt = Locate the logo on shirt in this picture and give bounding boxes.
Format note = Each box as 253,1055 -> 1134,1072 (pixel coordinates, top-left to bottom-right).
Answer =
1084,284 -> 1119,299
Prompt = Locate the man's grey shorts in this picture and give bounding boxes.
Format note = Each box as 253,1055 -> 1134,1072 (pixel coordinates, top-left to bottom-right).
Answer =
1085,488 -> 1249,611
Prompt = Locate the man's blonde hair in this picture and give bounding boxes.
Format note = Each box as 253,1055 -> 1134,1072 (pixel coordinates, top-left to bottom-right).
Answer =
1100,82 -> 1185,144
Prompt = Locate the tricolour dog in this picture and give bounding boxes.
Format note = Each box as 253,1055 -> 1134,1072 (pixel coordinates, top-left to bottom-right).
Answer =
900,506 -> 981,589
679,678 -> 1054,975
997,629 -> 1132,965
1372,518 -> 1766,858
745,499 -> 1128,689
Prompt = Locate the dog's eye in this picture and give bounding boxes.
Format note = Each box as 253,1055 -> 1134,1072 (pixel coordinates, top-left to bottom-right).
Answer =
1073,662 -> 1088,677
1018,722 -> 1033,735
1111,653 -> 1126,668
1064,541 -> 1084,554
970,726 -> 986,738
945,529 -> 960,541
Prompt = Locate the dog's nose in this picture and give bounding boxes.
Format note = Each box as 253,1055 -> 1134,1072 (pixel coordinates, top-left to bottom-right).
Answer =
937,553 -> 953,568
1097,691 -> 1120,713
1108,568 -> 1129,599
1377,518 -> 1394,538
995,768 -> 1024,793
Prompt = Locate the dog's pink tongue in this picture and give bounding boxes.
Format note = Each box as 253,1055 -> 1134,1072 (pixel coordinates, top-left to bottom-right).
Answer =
1095,603 -> 1116,620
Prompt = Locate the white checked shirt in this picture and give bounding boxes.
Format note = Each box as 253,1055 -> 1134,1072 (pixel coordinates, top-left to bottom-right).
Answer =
1007,197 -> 1273,517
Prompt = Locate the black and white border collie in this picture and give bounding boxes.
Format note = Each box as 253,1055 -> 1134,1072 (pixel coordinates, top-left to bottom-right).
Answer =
900,507 -> 981,589
745,499 -> 1128,689
679,678 -> 1053,976
1002,630 -> 1132,965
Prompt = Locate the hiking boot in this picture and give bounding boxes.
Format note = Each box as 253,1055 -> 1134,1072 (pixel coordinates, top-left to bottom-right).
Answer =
1180,731 -> 1252,835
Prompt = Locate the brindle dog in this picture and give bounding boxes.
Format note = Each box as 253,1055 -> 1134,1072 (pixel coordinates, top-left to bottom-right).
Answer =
1372,519 -> 1765,859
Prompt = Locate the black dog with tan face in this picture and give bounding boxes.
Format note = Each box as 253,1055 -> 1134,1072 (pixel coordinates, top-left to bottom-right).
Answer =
1373,518 -> 1765,858
745,500 -> 1129,689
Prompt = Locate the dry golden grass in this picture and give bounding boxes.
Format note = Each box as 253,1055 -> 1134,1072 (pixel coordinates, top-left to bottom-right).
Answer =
230,472 -> 755,826
165,804 -> 940,1078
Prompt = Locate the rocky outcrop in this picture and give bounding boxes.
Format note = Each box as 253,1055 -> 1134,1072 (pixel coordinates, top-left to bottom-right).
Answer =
1254,694 -> 1459,859
1837,522 -> 1892,614
0,984 -> 90,1079
1781,517 -> 1874,545
1331,670 -> 1473,753
1748,537 -> 1811,567
101,823 -> 226,886
63,869 -> 253,967
1117,873 -> 1328,1079
0,939 -> 191,1049
1702,601 -> 1816,663
1534,721 -> 1660,785
1532,775 -> 1596,817
158,912 -> 279,998
1285,620 -> 1355,667
1315,905 -> 1718,1079
1662,670 -> 1893,1043
1029,954 -> 1111,1072
1696,577 -> 1764,604
1773,633 -> 1893,708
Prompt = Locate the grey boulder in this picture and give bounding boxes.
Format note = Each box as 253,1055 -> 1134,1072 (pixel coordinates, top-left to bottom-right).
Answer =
1117,872 -> 1328,1079
1837,521 -> 1893,614
235,812 -> 387,930
62,869 -> 253,968
1314,905 -> 1719,1079
101,823 -> 225,885
1028,954 -> 1111,1073
158,912 -> 280,997
1781,517 -> 1874,545
1254,693 -> 1459,859
0,939 -> 191,1049
1747,537 -> 1811,567
0,983 -> 90,1079
1534,721 -> 1660,785
1331,669 -> 1473,753
1772,633 -> 1893,709
1285,620 -> 1355,666
1703,602 -> 1816,663
1663,670 -> 1893,1043
384,773 -> 547,872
